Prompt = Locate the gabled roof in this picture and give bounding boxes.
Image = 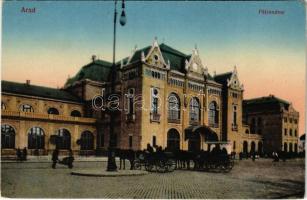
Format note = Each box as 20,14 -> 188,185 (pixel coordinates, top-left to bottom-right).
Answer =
129,46 -> 151,63
127,43 -> 188,73
243,95 -> 290,106
160,43 -> 188,73
65,59 -> 113,87
214,72 -> 232,85
2,80 -> 82,103
66,43 -> 216,85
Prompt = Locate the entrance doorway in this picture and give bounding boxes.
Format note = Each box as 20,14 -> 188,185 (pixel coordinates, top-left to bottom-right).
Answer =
167,129 -> 180,152
188,132 -> 200,152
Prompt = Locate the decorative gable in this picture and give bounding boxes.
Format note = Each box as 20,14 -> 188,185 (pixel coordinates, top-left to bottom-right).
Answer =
227,66 -> 244,91
143,38 -> 170,69
185,47 -> 207,76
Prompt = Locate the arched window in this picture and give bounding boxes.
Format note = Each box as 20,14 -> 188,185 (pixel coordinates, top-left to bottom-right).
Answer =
167,129 -> 180,151
20,104 -> 34,112
71,110 -> 81,117
28,127 -> 45,149
48,107 -> 59,115
190,97 -> 200,123
208,101 -> 218,126
168,93 -> 180,121
2,102 -> 6,110
80,131 -> 94,150
1,124 -> 15,149
56,129 -> 71,150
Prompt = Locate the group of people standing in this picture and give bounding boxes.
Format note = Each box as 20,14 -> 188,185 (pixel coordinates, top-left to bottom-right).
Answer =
16,147 -> 27,161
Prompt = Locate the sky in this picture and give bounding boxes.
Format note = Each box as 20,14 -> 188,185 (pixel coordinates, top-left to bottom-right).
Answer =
2,1 -> 306,134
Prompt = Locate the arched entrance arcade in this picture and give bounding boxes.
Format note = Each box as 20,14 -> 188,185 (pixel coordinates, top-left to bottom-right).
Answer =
185,125 -> 218,152
166,129 -> 180,152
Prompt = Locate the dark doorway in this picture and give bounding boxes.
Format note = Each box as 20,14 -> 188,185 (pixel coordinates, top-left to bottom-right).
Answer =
167,129 -> 180,151
251,141 -> 256,153
284,142 -> 288,152
258,141 -> 263,154
243,141 -> 248,154
188,132 -> 200,152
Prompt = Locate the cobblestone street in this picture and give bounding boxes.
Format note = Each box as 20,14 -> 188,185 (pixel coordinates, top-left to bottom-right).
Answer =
1,158 -> 305,198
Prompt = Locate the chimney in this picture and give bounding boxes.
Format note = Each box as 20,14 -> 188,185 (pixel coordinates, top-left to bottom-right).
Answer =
91,55 -> 97,62
26,80 -> 30,85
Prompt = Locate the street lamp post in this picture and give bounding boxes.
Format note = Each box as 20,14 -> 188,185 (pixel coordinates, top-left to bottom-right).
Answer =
107,0 -> 126,171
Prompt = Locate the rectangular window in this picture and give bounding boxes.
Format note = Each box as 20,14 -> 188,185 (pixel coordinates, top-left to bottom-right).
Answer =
129,136 -> 133,148
232,106 -> 237,125
284,128 -> 287,136
289,129 -> 292,136
284,117 -> 287,123
290,118 -> 293,123
233,141 -> 236,150
152,136 -> 156,147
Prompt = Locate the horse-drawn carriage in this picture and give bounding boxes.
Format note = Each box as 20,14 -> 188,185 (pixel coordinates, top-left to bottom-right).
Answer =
115,142 -> 234,173
193,150 -> 234,172
134,151 -> 176,173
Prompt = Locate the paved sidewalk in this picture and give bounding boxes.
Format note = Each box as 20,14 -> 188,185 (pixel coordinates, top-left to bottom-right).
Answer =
1,155 -> 117,163
71,169 -> 148,177
2,158 -> 304,198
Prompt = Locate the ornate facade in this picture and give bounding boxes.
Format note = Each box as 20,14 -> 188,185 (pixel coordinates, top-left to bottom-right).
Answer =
1,39 -> 298,156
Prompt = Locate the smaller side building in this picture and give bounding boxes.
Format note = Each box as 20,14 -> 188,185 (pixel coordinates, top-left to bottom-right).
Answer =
243,95 -> 299,154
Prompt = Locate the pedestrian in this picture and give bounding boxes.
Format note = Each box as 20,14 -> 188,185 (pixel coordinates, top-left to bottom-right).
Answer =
252,152 -> 256,162
146,143 -> 154,154
22,147 -> 27,161
52,149 -> 59,169
239,152 -> 243,160
16,148 -> 22,161
67,149 -> 74,169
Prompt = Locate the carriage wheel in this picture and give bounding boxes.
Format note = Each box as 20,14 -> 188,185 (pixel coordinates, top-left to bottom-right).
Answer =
145,162 -> 154,172
134,160 -> 142,170
156,160 -> 167,173
166,159 -> 176,172
226,160 -> 234,171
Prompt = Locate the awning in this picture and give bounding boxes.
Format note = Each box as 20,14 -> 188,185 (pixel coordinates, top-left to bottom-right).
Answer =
184,125 -> 218,142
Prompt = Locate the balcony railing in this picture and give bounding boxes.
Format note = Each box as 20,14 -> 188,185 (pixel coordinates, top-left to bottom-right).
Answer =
189,120 -> 200,126
150,113 -> 160,123
168,118 -> 180,124
209,123 -> 219,128
2,110 -> 96,124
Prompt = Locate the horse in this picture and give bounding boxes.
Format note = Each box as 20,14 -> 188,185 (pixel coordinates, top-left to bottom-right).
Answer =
115,149 -> 136,170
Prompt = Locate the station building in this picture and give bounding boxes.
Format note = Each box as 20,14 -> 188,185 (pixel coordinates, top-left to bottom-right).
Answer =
243,95 -> 300,154
1,39 -> 298,156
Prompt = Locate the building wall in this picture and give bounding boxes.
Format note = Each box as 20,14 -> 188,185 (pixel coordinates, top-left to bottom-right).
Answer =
243,103 -> 299,154
1,94 -> 97,155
